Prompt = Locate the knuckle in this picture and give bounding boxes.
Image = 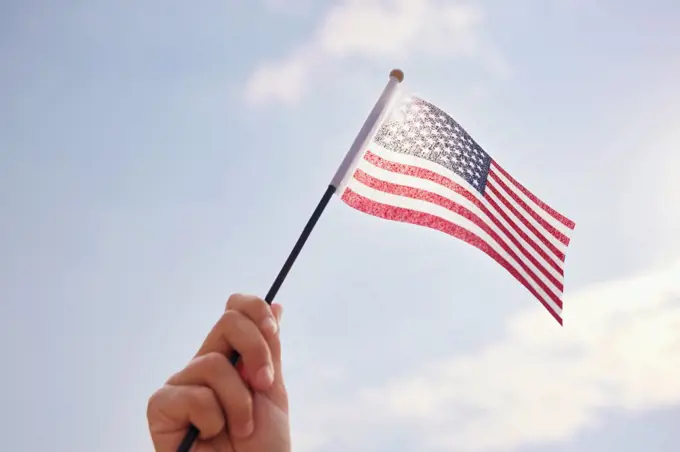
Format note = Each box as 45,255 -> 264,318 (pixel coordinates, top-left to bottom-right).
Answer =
217,310 -> 269,361
239,326 -> 266,352
229,388 -> 253,415
219,309 -> 241,329
227,293 -> 268,316
243,298 -> 275,330
245,340 -> 270,367
146,387 -> 165,418
253,298 -> 271,319
249,295 -> 267,307
165,367 -> 185,385
188,386 -> 213,411
189,387 -> 225,439
226,293 -> 243,309
254,297 -> 269,313
199,352 -> 227,376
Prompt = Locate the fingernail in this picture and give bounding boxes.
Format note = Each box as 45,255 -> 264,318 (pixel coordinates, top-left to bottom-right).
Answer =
256,364 -> 274,387
261,317 -> 278,335
275,306 -> 283,324
234,419 -> 254,438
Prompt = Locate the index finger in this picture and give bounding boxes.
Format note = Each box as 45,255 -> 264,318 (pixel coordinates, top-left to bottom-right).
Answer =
195,294 -> 274,358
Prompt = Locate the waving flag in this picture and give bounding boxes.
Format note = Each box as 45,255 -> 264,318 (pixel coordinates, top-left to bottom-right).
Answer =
340,96 -> 575,324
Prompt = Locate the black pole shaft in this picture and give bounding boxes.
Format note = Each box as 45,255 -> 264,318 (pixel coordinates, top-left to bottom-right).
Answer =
176,184 -> 337,452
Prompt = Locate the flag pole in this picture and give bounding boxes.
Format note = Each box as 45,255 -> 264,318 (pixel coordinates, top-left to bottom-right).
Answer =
176,69 -> 404,452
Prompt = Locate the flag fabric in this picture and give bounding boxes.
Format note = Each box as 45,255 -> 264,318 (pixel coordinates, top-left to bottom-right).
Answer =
340,96 -> 575,325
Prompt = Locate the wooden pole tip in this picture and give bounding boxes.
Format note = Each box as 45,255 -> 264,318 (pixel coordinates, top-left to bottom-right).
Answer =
389,69 -> 404,83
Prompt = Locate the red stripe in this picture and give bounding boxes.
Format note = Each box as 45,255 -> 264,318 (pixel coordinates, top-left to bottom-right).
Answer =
483,191 -> 565,275
363,150 -> 564,289
485,182 -> 566,262
342,188 -> 563,325
491,160 -> 576,229
489,170 -> 570,246
353,169 -> 563,309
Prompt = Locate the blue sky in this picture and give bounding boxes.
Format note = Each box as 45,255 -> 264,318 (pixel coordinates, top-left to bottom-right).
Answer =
2,0 -> 680,451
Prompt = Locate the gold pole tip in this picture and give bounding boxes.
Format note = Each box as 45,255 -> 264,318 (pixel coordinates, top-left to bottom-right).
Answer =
390,69 -> 404,83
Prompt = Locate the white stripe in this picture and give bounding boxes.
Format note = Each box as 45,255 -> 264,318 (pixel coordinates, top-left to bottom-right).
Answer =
354,157 -> 565,293
484,184 -> 565,269
346,176 -> 563,317
490,161 -> 574,237
486,178 -> 568,253
358,146 -> 566,277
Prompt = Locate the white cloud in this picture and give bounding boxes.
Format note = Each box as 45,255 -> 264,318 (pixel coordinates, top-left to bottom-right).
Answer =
245,0 -> 502,106
292,260 -> 680,451
245,48 -> 315,106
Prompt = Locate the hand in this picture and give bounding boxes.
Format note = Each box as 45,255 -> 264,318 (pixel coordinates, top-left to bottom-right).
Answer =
147,294 -> 290,452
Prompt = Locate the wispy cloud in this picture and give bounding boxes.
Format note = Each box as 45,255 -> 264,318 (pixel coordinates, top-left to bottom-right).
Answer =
246,0 -> 506,106
291,259 -> 680,451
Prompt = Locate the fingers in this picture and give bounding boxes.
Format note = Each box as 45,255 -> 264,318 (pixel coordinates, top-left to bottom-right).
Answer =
147,384 -> 225,442
228,296 -> 283,365
168,352 -> 255,439
226,294 -> 279,338
195,294 -> 280,391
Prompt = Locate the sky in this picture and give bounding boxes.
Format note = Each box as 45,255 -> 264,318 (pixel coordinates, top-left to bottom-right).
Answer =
2,0 -> 680,451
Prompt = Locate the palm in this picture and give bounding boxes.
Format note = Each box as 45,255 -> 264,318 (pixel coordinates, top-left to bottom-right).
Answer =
230,393 -> 290,452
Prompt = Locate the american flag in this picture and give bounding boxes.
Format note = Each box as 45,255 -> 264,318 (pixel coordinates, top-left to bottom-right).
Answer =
340,96 -> 575,324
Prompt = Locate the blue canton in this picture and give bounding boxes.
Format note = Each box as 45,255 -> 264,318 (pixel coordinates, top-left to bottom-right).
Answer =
373,97 -> 492,195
